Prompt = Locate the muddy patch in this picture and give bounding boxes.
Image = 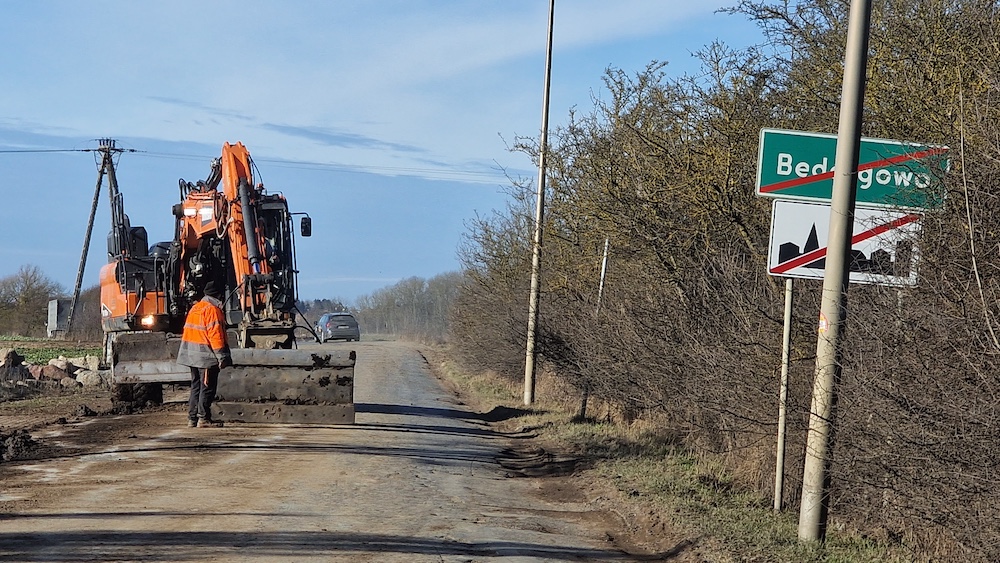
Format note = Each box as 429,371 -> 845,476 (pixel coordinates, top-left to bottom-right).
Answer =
0,383 -> 45,403
496,446 -> 581,477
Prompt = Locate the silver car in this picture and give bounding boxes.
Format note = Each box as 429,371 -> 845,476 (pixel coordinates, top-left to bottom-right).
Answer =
316,312 -> 361,342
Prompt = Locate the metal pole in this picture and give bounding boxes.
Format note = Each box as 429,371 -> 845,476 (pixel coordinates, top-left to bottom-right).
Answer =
596,237 -> 610,315
774,277 -> 793,512
580,237 -> 610,419
524,0 -> 555,406
798,0 -> 872,542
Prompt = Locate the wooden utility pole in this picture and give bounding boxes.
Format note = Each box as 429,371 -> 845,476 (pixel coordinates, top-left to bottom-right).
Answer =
524,0 -> 555,406
798,0 -> 873,542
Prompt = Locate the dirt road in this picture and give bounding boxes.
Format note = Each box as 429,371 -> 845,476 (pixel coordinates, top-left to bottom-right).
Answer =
0,340 -> 648,562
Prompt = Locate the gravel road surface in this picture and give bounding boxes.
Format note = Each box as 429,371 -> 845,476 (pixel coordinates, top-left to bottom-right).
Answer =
0,340 -> 647,562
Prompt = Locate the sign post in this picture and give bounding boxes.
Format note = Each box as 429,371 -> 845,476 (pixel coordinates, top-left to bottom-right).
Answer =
774,277 -> 793,512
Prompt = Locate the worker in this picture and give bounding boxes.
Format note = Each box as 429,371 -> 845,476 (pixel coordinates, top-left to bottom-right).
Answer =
176,280 -> 232,428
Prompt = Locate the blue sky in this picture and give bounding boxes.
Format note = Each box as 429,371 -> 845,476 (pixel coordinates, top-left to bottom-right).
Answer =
0,1 -> 763,303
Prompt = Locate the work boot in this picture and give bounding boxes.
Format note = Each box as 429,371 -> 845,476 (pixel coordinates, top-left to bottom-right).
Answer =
197,418 -> 224,428
187,419 -> 198,428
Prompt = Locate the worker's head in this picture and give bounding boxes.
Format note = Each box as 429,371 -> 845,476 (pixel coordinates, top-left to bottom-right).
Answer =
203,280 -> 223,300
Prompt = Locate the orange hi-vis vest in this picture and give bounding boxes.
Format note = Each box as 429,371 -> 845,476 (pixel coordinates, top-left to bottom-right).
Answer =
176,296 -> 232,368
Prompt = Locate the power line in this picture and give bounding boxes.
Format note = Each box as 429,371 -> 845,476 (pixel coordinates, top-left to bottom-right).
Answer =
136,151 -> 509,184
0,148 -> 90,153
0,145 -> 512,184
0,146 -> 140,154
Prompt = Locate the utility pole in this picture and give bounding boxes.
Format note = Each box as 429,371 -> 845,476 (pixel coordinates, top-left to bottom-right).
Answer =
798,0 -> 873,542
523,0 -> 555,406
67,139 -> 124,333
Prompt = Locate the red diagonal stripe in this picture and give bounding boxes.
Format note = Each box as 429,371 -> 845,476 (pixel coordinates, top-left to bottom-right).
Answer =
771,213 -> 921,274
760,147 -> 947,194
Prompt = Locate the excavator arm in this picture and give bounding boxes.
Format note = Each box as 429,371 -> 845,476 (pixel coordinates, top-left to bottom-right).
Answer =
174,142 -> 305,348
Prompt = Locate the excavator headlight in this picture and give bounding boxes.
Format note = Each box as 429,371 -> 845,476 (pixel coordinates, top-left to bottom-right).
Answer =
140,315 -> 156,328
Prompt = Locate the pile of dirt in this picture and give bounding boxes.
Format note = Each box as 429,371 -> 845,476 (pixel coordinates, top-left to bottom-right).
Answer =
0,395 -> 143,464
0,382 -> 44,402
1,429 -> 37,462
74,404 -> 97,417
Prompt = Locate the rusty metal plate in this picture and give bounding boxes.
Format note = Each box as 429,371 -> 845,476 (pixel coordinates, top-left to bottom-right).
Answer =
215,366 -> 353,404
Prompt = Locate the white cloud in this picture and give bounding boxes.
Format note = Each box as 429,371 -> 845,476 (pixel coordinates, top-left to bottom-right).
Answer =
0,1 -> 754,179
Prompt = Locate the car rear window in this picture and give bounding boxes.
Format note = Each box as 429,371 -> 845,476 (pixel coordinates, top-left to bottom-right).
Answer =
331,315 -> 356,325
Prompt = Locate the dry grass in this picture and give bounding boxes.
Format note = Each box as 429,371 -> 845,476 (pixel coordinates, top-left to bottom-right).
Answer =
425,346 -> 913,563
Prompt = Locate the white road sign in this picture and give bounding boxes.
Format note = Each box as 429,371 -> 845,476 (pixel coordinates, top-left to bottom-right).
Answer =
767,200 -> 921,286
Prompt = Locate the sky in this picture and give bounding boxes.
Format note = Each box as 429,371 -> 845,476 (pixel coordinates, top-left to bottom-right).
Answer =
0,1 -> 763,304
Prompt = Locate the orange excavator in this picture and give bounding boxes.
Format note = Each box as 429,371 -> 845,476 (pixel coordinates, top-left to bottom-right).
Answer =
99,141 -> 354,423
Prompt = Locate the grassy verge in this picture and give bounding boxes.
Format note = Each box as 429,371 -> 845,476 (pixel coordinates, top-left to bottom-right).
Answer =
425,347 -> 909,563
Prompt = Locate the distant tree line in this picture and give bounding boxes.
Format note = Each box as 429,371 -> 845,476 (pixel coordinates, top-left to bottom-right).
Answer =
448,1 -> 1000,559
296,298 -> 350,326
353,273 -> 462,343
294,273 -> 463,343
0,265 -> 64,338
0,266 -> 466,346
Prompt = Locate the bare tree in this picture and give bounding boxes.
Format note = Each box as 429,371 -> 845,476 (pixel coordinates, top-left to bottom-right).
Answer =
0,265 -> 64,337
66,284 -> 103,341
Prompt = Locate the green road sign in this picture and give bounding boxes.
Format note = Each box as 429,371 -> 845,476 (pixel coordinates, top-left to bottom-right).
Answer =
756,128 -> 948,209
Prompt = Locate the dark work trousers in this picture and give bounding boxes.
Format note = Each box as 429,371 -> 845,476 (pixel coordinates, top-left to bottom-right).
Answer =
188,365 -> 220,422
